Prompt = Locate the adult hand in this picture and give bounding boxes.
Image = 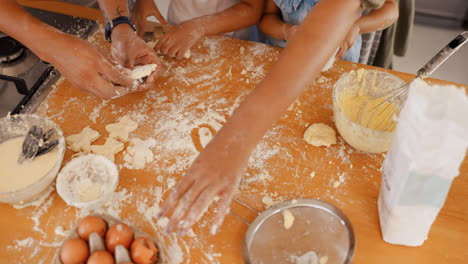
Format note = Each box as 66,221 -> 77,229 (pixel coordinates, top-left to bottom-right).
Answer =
110,24 -> 164,90
155,20 -> 204,60
132,0 -> 167,37
47,34 -> 133,99
336,23 -> 360,59
158,138 -> 250,236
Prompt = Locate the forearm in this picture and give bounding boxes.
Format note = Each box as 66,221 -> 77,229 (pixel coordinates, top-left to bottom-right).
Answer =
188,1 -> 263,36
259,14 -> 292,40
0,0 -> 68,62
97,0 -> 130,20
356,0 -> 398,33
212,0 -> 362,154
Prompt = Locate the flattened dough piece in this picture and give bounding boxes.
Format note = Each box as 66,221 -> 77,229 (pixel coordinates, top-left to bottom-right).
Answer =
123,138 -> 156,169
90,138 -> 124,162
303,123 -> 337,147
130,64 -> 158,80
66,126 -> 100,153
105,115 -> 138,142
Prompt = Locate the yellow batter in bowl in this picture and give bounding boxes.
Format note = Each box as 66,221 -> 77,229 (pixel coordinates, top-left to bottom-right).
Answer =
333,69 -> 405,153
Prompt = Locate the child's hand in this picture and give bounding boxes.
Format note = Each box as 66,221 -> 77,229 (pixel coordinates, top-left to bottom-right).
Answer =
132,0 -> 167,37
155,21 -> 205,60
336,24 -> 360,59
111,24 -> 164,89
158,137 -> 249,236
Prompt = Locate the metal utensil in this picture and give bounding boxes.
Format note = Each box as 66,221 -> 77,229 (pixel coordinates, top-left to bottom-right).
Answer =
358,31 -> 468,131
18,126 -> 57,164
230,198 -> 355,264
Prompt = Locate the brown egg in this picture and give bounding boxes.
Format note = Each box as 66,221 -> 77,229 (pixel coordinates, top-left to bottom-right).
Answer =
106,223 -> 134,253
87,250 -> 114,264
60,238 -> 89,264
78,215 -> 107,241
130,236 -> 159,264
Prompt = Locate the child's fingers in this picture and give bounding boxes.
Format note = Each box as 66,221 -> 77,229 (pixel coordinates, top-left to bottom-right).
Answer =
167,45 -> 180,58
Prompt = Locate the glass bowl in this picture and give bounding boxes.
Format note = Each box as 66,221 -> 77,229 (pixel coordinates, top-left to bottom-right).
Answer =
0,114 -> 65,204
333,70 -> 405,153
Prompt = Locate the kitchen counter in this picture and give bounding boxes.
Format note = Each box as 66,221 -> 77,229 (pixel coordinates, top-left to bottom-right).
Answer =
1,32 -> 467,263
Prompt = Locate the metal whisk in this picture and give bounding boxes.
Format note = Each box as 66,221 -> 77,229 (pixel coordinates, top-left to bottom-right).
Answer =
358,31 -> 468,131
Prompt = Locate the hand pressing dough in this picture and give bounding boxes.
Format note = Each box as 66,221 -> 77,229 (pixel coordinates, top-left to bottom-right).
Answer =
303,123 -> 337,147
90,138 -> 124,162
149,38 -> 191,59
66,127 -> 100,153
282,209 -> 295,229
123,138 -> 156,169
105,115 -> 138,142
129,64 -> 158,80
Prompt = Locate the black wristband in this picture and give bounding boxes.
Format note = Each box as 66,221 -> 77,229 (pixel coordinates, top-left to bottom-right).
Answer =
104,16 -> 136,42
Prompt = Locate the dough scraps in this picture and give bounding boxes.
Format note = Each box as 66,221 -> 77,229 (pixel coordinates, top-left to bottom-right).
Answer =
66,126 -> 100,153
123,138 -> 156,169
129,64 -> 158,80
105,115 -> 138,142
90,138 -> 124,162
282,209 -> 295,230
303,123 -> 337,147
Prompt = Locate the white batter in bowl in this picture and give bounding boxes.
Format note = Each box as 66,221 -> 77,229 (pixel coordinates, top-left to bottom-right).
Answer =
0,114 -> 65,204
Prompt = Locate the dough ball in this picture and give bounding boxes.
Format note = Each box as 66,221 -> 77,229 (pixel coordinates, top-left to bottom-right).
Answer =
303,123 -> 337,147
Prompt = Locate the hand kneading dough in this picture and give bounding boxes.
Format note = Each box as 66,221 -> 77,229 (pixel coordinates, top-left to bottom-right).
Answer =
129,64 -> 158,80
66,127 -> 100,153
90,138 -> 124,162
105,115 -> 138,142
303,123 -> 337,147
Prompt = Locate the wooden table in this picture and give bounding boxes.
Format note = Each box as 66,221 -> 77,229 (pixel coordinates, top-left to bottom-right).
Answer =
1,32 -> 467,264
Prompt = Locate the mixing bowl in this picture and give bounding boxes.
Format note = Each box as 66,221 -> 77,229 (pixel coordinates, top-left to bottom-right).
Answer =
0,114 -> 65,204
333,69 -> 405,153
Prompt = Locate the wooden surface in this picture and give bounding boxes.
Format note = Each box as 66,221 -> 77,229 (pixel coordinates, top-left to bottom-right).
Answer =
1,32 -> 467,264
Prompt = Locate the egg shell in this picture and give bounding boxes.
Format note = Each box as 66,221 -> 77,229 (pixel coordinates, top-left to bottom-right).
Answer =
60,238 -> 89,264
78,216 -> 107,241
131,236 -> 159,264
87,250 -> 114,264
106,223 -> 134,253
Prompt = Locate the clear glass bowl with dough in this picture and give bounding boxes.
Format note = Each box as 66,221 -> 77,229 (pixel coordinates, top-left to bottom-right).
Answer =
56,154 -> 119,208
333,70 -> 405,153
0,114 -> 65,204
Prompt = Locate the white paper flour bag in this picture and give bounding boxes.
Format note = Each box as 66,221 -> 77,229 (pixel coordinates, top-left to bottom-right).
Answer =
378,79 -> 468,246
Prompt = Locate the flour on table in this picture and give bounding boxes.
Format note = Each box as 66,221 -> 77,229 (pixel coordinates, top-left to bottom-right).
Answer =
303,123 -> 337,147
90,137 -> 124,162
129,64 -> 158,80
282,209 -> 295,229
105,115 -> 138,142
66,126 -> 100,153
262,196 -> 279,208
123,138 -> 156,169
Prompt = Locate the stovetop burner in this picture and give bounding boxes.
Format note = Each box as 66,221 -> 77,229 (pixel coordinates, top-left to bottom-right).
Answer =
0,36 -> 25,64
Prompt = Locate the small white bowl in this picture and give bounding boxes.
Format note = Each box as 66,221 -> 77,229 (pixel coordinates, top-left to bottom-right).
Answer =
56,154 -> 119,208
